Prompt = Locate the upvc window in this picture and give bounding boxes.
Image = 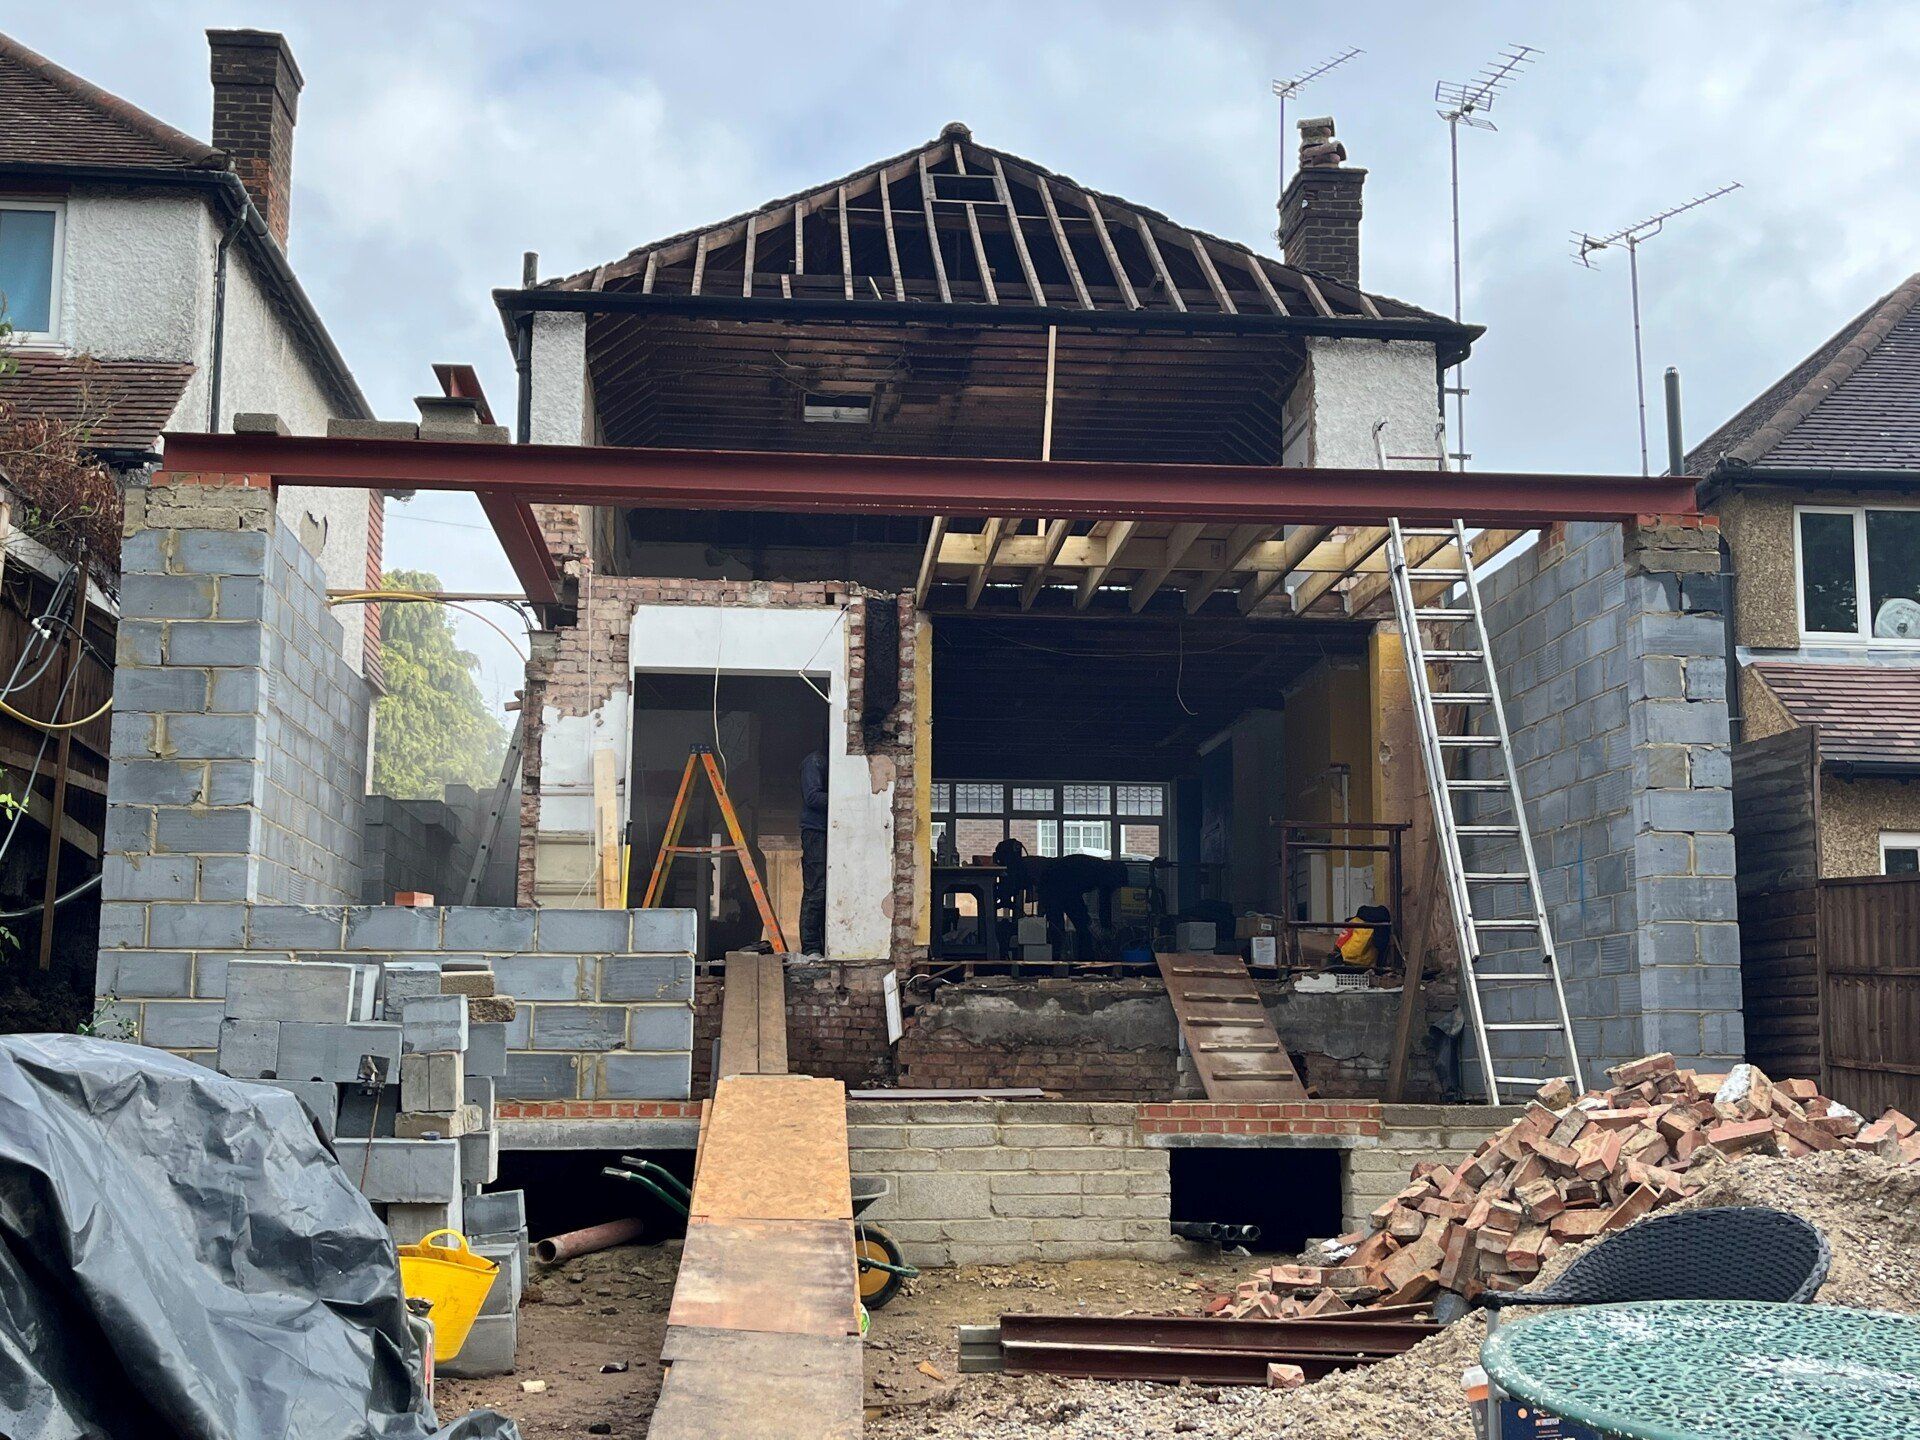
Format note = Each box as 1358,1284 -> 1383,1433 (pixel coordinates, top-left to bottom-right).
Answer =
0,200 -> 63,342
1882,832 -> 1920,876
1796,505 -> 1920,644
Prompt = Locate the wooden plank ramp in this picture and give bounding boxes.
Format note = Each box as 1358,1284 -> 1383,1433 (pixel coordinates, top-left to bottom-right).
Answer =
717,951 -> 790,1078
1154,951 -> 1308,1101
649,1056 -> 861,1439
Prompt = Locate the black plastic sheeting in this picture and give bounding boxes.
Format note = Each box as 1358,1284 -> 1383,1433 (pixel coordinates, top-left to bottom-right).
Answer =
0,1034 -> 519,1440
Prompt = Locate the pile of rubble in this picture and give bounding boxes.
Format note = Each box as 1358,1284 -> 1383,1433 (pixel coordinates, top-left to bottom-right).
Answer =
1211,1052 -> 1919,1317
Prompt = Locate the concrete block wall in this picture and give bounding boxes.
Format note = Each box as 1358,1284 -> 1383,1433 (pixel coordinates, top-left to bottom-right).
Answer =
97,903 -> 698,1102
846,1100 -> 1182,1265
1340,1104 -> 1521,1231
111,476 -> 368,907
1475,520 -> 1742,1082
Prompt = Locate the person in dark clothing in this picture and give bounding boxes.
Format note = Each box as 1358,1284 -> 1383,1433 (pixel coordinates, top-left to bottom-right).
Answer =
799,750 -> 829,956
992,837 -> 1127,961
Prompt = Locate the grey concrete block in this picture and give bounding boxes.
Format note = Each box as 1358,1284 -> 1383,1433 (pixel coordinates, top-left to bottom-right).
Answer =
529,1005 -> 625,1052
381,961 -> 444,1018
248,906 -> 346,949
385,1199 -> 463,1248
217,1017 -> 281,1077
97,902 -> 148,949
192,952 -> 229,998
103,949 -> 194,999
166,622 -> 265,669
534,909 -> 629,954
463,1189 -> 526,1237
153,808 -> 255,856
401,1051 -> 464,1113
459,1127 -> 501,1186
276,1021 -> 403,1083
257,1078 -> 339,1138
336,1084 -> 400,1139
500,1052 -> 576,1101
466,1075 -> 496,1118
120,573 -> 216,621
226,960 -> 360,1022
108,761 -> 205,807
628,909 -> 696,954
346,906 -> 442,951
117,619 -> 164,666
443,907 -> 537,952
115,665 -> 212,715
492,956 -> 585,1002
197,855 -> 254,902
625,1005 -> 694,1052
208,671 -> 262,716
177,528 -> 271,576
402,994 -> 468,1053
464,1023 -> 508,1079
475,1238 -> 522,1315
147,902 -> 248,950
599,955 -> 694,1003
217,576 -> 266,621
328,418 -> 420,441
436,1313 -> 516,1378
589,1052 -> 692,1100
333,1138 -> 460,1203
140,1000 -> 224,1049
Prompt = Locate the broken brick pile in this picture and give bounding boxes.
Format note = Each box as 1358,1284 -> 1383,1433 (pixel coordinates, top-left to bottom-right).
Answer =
1206,1052 -> 1920,1318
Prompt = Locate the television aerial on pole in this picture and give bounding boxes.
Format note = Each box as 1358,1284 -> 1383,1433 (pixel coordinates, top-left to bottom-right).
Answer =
1574,182 -> 1741,476
1433,43 -> 1540,470
1272,48 -> 1363,205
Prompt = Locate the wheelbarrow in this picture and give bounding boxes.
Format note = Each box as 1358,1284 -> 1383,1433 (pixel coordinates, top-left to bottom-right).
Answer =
601,1157 -> 919,1311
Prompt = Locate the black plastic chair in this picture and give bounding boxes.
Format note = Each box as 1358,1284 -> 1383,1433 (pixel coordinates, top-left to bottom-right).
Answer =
1480,1205 -> 1830,1314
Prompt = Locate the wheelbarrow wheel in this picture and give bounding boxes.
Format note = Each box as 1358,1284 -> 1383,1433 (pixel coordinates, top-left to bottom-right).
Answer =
855,1224 -> 907,1310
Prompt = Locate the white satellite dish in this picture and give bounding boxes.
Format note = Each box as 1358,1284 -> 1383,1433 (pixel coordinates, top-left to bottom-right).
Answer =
1874,598 -> 1920,640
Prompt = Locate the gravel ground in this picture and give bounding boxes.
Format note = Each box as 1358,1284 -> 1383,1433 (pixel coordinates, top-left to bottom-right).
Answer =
872,1150 -> 1920,1439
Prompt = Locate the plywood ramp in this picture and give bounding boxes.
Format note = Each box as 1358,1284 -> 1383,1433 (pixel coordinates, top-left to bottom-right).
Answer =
649,1074 -> 860,1440
1155,952 -> 1308,1101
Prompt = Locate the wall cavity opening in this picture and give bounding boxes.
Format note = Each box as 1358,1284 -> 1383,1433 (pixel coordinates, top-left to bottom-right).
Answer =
495,1148 -> 695,1243
1168,1145 -> 1343,1252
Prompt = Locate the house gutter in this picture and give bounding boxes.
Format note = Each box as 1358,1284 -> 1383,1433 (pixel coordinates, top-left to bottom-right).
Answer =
0,162 -> 372,422
1698,463 -> 1920,506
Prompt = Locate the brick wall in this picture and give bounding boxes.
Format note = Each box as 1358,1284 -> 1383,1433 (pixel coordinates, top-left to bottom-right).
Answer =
111,475 -> 368,907
847,1100 -> 1181,1265
96,903 -> 697,1102
1474,518 -> 1742,1082
692,960 -> 895,1094
208,29 -> 301,247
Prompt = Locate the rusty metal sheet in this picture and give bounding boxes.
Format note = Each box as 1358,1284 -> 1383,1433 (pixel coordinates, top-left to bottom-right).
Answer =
1155,952 -> 1307,1100
690,1076 -> 851,1222
651,1325 -> 862,1440
668,1218 -> 860,1337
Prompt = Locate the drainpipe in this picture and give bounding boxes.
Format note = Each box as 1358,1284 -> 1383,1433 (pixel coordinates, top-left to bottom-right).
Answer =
515,250 -> 538,444
206,208 -> 247,431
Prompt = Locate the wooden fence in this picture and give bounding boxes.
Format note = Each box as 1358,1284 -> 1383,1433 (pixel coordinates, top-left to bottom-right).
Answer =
1731,728 -> 1821,1079
1817,874 -> 1920,1119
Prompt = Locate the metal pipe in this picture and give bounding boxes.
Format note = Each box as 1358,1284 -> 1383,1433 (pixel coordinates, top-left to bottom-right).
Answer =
533,1216 -> 645,1265
1663,366 -> 1685,477
206,210 -> 245,430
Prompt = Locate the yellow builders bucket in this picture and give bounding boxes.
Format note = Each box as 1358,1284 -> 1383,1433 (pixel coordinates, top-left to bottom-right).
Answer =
397,1229 -> 498,1362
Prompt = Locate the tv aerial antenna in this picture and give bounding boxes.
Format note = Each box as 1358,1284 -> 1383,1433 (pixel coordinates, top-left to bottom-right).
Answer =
1574,182 -> 1741,475
1433,43 -> 1539,469
1273,48 -> 1363,203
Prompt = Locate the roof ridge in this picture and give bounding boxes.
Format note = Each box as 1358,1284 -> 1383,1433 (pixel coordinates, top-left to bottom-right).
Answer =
1721,271 -> 1920,470
0,29 -> 225,170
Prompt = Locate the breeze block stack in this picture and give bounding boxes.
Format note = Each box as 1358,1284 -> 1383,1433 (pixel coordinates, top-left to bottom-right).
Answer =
444,1188 -> 531,1378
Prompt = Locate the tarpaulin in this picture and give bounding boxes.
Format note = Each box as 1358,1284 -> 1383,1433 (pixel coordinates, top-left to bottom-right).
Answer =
0,1034 -> 518,1439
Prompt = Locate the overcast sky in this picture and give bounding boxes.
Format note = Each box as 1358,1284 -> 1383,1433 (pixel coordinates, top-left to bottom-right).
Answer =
17,2 -> 1920,711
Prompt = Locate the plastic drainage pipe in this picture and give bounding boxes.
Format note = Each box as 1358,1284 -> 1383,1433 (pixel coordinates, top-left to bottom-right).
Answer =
533,1217 -> 646,1264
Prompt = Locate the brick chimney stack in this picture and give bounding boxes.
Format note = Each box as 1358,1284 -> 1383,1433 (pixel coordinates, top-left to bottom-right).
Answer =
1279,115 -> 1366,287
208,29 -> 303,248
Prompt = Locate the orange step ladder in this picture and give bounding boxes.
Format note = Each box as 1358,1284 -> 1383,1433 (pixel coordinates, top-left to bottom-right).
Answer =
641,745 -> 789,953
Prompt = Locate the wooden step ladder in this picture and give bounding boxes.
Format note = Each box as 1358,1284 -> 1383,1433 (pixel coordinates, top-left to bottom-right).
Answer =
1154,952 -> 1307,1101
642,744 -> 789,953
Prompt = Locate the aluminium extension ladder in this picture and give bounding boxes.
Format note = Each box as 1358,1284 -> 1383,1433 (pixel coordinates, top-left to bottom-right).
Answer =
1385,518 -> 1585,1105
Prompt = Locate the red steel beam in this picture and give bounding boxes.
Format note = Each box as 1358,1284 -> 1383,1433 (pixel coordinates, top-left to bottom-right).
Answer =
475,490 -> 561,606
158,431 -> 1699,527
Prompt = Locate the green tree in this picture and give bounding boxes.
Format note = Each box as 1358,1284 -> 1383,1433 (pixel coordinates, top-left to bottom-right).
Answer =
371,570 -> 508,798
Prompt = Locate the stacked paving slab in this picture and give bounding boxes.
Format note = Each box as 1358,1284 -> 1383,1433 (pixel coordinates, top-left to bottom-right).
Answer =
214,952 -> 526,1373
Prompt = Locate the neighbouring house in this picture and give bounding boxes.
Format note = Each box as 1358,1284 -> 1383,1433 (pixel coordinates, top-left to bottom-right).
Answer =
1688,272 -> 1920,1100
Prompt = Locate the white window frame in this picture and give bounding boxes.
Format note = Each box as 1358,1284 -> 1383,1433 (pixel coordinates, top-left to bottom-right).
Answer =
1881,831 -> 1920,876
0,199 -> 66,345
1793,503 -> 1920,647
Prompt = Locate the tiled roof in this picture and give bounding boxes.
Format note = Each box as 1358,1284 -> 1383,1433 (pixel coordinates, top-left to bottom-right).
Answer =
1688,274 -> 1920,477
0,32 -> 222,171
0,353 -> 195,451
1749,661 -> 1920,772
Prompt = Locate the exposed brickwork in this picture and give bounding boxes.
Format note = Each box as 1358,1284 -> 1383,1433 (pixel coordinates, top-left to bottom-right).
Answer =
497,1100 -> 702,1121
208,30 -> 302,247
898,1028 -> 1176,1101
361,489 -> 384,693
1279,118 -> 1366,287
1138,1101 -> 1382,1138
690,961 -> 896,1095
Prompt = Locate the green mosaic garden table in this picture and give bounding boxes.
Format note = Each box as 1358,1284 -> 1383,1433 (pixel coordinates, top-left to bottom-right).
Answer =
1481,1301 -> 1920,1440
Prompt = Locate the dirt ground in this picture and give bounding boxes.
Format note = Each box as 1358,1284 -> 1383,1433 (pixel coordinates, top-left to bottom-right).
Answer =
435,1241 -> 1273,1437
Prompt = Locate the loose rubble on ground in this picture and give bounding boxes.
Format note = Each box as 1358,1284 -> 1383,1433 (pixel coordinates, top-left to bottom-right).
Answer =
870,1053 -> 1920,1440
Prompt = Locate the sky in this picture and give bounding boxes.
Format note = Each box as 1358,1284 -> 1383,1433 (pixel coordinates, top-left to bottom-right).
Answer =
16,1 -> 1920,712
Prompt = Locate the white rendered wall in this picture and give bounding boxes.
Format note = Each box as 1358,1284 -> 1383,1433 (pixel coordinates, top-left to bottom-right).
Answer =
617,603 -> 895,960
1301,337 -> 1444,469
529,311 -> 592,444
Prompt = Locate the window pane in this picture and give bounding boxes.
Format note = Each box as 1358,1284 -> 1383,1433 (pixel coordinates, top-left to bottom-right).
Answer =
1120,824 -> 1162,859
1886,845 -> 1920,876
1061,820 -> 1111,856
1116,784 -> 1163,816
0,209 -> 56,334
1800,511 -> 1859,634
931,782 -> 951,812
1866,510 -> 1920,639
1012,786 -> 1053,812
954,783 -> 1002,813
1063,784 -> 1110,815
1035,819 -> 1059,857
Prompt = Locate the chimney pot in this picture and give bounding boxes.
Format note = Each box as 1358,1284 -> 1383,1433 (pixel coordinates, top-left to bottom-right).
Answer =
208,29 -> 303,248
1279,115 -> 1366,288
